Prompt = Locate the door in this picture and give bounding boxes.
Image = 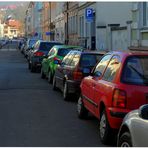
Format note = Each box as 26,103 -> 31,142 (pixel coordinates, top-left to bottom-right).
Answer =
83,54 -> 112,116
55,52 -> 75,90
111,28 -> 128,50
44,48 -> 56,75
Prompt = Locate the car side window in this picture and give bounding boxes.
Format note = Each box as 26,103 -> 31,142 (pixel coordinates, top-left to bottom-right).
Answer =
93,54 -> 112,77
102,55 -> 121,82
48,48 -> 56,56
69,53 -> 80,67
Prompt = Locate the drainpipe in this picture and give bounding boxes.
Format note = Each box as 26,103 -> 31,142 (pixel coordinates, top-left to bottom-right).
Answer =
66,2 -> 69,44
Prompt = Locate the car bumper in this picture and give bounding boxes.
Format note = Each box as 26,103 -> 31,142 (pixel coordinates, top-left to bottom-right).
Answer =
31,57 -> 44,68
67,80 -> 81,94
106,107 -> 130,129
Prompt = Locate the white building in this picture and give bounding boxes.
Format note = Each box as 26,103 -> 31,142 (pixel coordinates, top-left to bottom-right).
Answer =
54,2 -> 65,43
95,2 -> 132,51
131,2 -> 148,47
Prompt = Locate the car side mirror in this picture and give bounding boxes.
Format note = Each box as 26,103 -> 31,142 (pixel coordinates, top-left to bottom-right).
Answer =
139,104 -> 148,120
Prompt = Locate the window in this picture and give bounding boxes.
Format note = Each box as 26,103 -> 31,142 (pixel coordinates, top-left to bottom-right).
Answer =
70,54 -> 80,67
57,48 -> 72,57
80,54 -> 103,67
103,55 -> 121,82
93,54 -> 112,77
29,39 -> 38,47
48,48 -> 56,56
121,56 -> 148,85
79,16 -> 84,37
62,52 -> 75,65
143,2 -> 147,26
39,42 -> 54,51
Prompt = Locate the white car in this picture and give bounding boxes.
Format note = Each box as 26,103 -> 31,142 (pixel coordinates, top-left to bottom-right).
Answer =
117,104 -> 148,147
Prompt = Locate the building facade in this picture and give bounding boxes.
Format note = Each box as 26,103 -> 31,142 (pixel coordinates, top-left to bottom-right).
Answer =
131,2 -> 148,48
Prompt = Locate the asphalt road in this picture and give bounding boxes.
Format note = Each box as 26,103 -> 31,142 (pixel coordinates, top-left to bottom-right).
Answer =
0,42 -> 110,146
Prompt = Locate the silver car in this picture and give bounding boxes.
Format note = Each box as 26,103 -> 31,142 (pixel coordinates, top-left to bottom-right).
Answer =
117,104 -> 148,147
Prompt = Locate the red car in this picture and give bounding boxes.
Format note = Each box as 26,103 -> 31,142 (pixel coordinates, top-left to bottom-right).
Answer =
77,49 -> 148,144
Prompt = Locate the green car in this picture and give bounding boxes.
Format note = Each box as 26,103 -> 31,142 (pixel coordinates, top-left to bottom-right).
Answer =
41,45 -> 84,83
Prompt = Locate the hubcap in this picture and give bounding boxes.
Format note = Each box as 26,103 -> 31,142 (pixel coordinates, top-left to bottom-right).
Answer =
100,113 -> 106,139
77,97 -> 82,113
121,142 -> 130,147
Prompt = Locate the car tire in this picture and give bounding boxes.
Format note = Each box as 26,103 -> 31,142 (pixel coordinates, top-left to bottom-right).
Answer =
30,64 -> 36,72
41,67 -> 46,79
48,70 -> 53,84
99,110 -> 112,144
77,95 -> 88,119
63,81 -> 69,101
118,132 -> 132,147
52,75 -> 57,90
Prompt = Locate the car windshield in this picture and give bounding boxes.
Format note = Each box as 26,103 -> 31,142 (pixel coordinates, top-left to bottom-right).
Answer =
29,40 -> 37,47
57,48 -> 72,56
121,56 -> 148,85
80,54 -> 103,67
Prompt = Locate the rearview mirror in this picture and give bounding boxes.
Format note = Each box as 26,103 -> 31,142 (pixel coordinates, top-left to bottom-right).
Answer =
139,104 -> 148,119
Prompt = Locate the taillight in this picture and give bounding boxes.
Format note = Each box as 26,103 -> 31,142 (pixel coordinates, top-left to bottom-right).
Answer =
73,71 -> 83,80
34,51 -> 44,56
112,89 -> 126,108
53,57 -> 60,62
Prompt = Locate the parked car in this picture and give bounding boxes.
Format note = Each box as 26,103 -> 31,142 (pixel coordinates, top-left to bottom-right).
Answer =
28,40 -> 63,72
52,50 -> 105,100
77,50 -> 148,144
23,38 -> 38,57
117,104 -> 148,147
41,45 -> 85,84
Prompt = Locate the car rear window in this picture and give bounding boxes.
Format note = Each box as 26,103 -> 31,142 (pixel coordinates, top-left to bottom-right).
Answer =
80,54 -> 103,67
39,42 -> 62,51
29,40 -> 37,47
57,48 -> 72,56
121,56 -> 148,85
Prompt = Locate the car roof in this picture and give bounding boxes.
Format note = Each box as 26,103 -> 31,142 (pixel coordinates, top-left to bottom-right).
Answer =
68,50 -> 107,55
108,49 -> 148,56
52,45 -> 83,48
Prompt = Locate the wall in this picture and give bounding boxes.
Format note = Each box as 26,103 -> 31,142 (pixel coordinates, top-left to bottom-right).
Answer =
95,2 -> 132,51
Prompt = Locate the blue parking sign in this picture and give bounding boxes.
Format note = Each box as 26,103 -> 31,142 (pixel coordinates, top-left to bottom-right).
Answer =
85,8 -> 94,22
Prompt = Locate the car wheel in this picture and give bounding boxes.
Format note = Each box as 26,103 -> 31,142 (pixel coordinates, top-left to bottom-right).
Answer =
41,67 -> 46,79
48,70 -> 53,84
77,95 -> 88,119
30,64 -> 36,72
99,110 -> 112,144
52,75 -> 57,90
63,81 -> 69,101
118,132 -> 132,147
